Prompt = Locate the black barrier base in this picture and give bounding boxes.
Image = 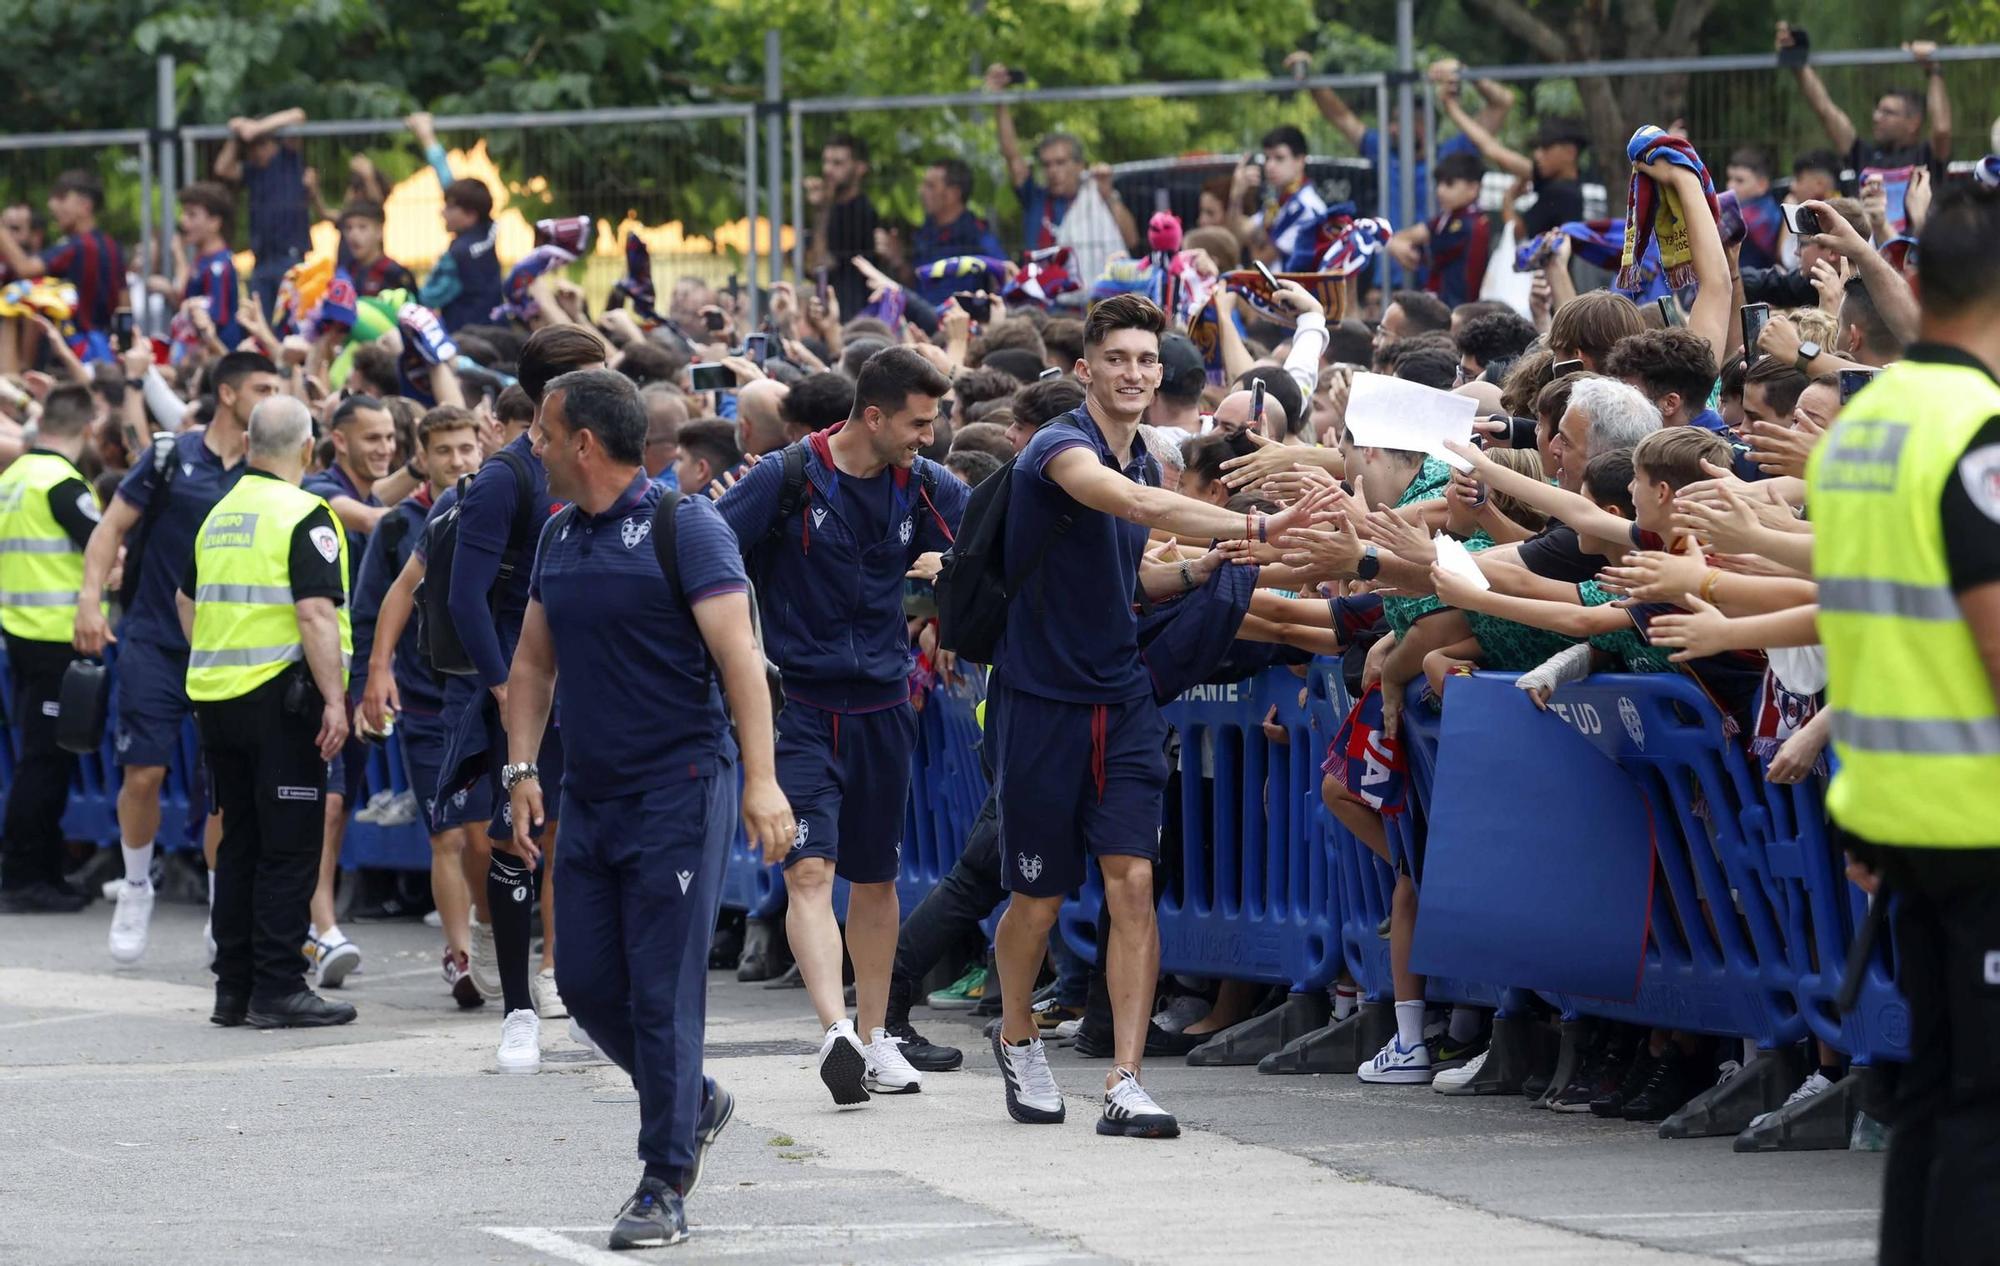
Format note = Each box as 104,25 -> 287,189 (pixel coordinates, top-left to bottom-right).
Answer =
1531,1019 -> 1590,1107
1256,1001 -> 1396,1075
1659,1047 -> 1803,1139
1441,1014 -> 1551,1096
1732,1070 -> 1866,1152
1185,990 -> 1330,1067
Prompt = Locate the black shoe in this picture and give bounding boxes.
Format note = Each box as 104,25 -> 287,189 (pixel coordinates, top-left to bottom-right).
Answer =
210,989 -> 249,1027
1520,1070 -> 1552,1100
1620,1046 -> 1697,1122
735,951 -> 778,983
0,881 -> 89,913
246,990 -> 358,1029
1074,1019 -> 1203,1060
1549,1043 -> 1623,1113
684,1079 -> 733,1200
608,1177 -> 687,1250
1590,1047 -> 1658,1118
886,1020 -> 963,1071
708,924 -> 744,971
1431,1032 -> 1488,1072
348,897 -> 424,921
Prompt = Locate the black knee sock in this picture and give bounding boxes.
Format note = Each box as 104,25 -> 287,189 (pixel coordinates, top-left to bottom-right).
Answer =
487,853 -> 536,1014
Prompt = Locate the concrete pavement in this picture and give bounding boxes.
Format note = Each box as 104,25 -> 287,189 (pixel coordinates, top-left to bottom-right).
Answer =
0,902 -> 1882,1264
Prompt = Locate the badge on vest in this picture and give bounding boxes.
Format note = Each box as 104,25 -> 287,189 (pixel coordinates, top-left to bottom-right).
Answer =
621,518 -> 650,549
310,525 -> 341,563
1958,444 -> 2000,524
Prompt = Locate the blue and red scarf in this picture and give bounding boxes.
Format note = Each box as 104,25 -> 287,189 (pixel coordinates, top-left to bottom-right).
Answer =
1619,125 -> 1719,293
1324,684 -> 1408,815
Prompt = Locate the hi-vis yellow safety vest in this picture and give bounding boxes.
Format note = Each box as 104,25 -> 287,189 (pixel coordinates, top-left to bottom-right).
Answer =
185,474 -> 350,703
1806,355 -> 2000,847
0,451 -> 97,642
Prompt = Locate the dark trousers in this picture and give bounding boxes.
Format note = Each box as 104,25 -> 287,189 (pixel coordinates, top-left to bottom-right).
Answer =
1856,842 -> 2000,1266
888,785 -> 1003,1025
197,675 -> 327,1003
555,765 -> 734,1175
1,634 -> 80,890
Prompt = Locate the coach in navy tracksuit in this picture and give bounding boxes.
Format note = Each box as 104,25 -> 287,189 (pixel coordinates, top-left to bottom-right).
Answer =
504,369 -> 792,1250
984,293 -> 1330,1140
717,346 -> 967,1107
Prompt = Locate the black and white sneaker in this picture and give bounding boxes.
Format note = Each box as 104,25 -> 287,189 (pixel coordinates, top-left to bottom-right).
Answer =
1098,1067 -> 1180,1139
992,1031 -> 1066,1124
684,1078 -> 734,1199
817,1019 -> 870,1109
608,1177 -> 687,1250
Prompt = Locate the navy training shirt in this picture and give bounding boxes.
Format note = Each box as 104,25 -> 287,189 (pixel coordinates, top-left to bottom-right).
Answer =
448,434 -> 561,689
115,430 -> 247,651
530,475 -> 746,797
716,431 -> 967,713
353,489 -> 439,715
993,405 -> 1157,704
304,460 -> 383,569
243,144 -> 313,266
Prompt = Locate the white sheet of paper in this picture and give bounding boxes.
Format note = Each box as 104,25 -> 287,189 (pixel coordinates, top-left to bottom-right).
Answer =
1343,372 -> 1479,471
1433,532 -> 1491,590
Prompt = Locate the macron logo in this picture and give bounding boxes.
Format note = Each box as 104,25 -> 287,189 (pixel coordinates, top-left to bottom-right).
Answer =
676,870 -> 693,895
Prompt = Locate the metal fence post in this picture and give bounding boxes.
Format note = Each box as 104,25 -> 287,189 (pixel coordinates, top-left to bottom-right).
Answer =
1395,0 -> 1416,232
744,111 -> 760,326
1375,76 -> 1392,296
765,28 -> 784,292
137,141 -> 154,291
790,107 -> 806,281
1422,79 -> 1437,222
156,54 -> 177,271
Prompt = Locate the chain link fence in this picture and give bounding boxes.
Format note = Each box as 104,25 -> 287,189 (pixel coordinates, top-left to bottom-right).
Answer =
0,131 -> 154,276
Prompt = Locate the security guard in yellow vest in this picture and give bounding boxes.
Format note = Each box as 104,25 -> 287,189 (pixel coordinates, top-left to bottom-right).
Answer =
175,396 -> 356,1030
1805,182 -> 2000,1266
0,386 -> 105,915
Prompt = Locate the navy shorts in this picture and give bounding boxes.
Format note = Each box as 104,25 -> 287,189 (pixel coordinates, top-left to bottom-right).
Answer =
990,680 -> 1168,899
112,638 -> 193,769
777,700 -> 916,885
397,708 -> 453,832
486,714 -> 563,843
324,680 -> 369,807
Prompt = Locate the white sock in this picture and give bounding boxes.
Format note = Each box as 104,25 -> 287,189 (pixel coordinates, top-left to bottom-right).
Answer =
206,869 -> 215,907
120,840 -> 155,886
1331,984 -> 1358,1021
1394,1000 -> 1426,1050
321,924 -> 347,947
1449,1006 -> 1483,1044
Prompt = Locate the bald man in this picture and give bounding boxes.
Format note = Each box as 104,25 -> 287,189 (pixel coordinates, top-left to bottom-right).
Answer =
737,379 -> 791,457
1210,388 -> 1290,442
640,384 -> 690,483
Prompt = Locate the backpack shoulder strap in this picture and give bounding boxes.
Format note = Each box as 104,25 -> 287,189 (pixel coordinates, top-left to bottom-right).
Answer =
650,486 -> 684,601
769,443 -> 809,538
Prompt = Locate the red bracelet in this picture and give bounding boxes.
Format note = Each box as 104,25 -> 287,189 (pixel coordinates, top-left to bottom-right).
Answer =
1245,511 -> 1254,543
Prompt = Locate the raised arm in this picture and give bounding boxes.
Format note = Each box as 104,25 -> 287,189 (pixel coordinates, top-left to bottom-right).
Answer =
1781,23 -> 1857,154
406,113 -> 455,191
1908,41 -> 1952,157
983,65 -> 1032,190
1642,159 -> 1731,369
1437,83 -> 1532,180
1286,53 -> 1367,148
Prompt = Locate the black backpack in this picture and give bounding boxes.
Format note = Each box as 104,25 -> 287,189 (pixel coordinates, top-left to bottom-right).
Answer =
416,448 -> 542,677
117,433 -> 181,612
648,490 -> 786,720
933,454 -> 1068,664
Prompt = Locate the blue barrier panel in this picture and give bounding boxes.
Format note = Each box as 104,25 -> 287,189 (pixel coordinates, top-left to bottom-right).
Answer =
341,729 -> 432,870
1409,676 -> 1658,1000
1301,661 -> 1397,1003
1060,668 -> 1342,993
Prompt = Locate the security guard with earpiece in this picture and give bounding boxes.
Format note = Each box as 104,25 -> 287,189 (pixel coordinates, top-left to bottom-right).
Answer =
177,396 -> 357,1031
0,384 -> 105,915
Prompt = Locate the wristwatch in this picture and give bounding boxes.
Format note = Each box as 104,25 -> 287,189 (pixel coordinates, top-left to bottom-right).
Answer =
1794,340 -> 1822,373
500,762 -> 539,791
1356,544 -> 1381,582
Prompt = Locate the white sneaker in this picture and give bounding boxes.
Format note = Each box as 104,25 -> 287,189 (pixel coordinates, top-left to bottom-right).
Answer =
532,967 -> 567,1019
107,882 -> 155,964
496,1008 -> 542,1073
567,1017 -> 600,1056
422,909 -> 443,929
1098,1067 -> 1180,1138
1748,1070 -> 1835,1129
314,936 -> 361,989
352,789 -> 397,824
101,876 -> 123,902
1049,1017 -> 1083,1041
1358,1035 -> 1434,1084
816,1019 -> 870,1108
467,919 -> 500,999
863,1027 -> 924,1094
992,1031 -> 1065,1123
203,917 -> 216,965
1434,1048 -> 1488,1092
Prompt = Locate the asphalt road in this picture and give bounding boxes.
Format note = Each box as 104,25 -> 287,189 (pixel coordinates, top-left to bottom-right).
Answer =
0,902 -> 1883,1265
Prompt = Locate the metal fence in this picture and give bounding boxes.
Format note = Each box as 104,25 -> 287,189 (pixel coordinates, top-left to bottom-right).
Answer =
0,130 -> 154,279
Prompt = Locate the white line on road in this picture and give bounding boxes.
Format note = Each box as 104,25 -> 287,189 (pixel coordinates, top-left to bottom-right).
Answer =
0,1009 -> 115,1032
1738,1238 -> 1881,1264
483,1227 -> 631,1266
1545,1210 -> 1879,1220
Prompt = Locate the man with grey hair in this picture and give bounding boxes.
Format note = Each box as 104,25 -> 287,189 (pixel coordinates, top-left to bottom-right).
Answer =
1556,377 -> 1661,495
984,63 -> 1140,283
176,392 -> 355,1030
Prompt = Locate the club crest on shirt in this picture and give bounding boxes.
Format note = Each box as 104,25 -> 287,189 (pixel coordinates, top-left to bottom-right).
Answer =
791,820 -> 810,850
621,518 -> 650,549
1017,854 -> 1043,883
811,506 -> 828,529
899,516 -> 912,545
309,525 -> 340,563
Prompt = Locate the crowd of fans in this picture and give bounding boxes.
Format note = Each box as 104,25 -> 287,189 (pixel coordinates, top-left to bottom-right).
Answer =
0,29 -> 1996,1228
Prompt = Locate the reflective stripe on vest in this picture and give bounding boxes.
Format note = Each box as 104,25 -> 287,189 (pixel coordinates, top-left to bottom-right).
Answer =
0,451 -> 96,642
185,476 -> 351,703
1806,358 -> 2000,847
